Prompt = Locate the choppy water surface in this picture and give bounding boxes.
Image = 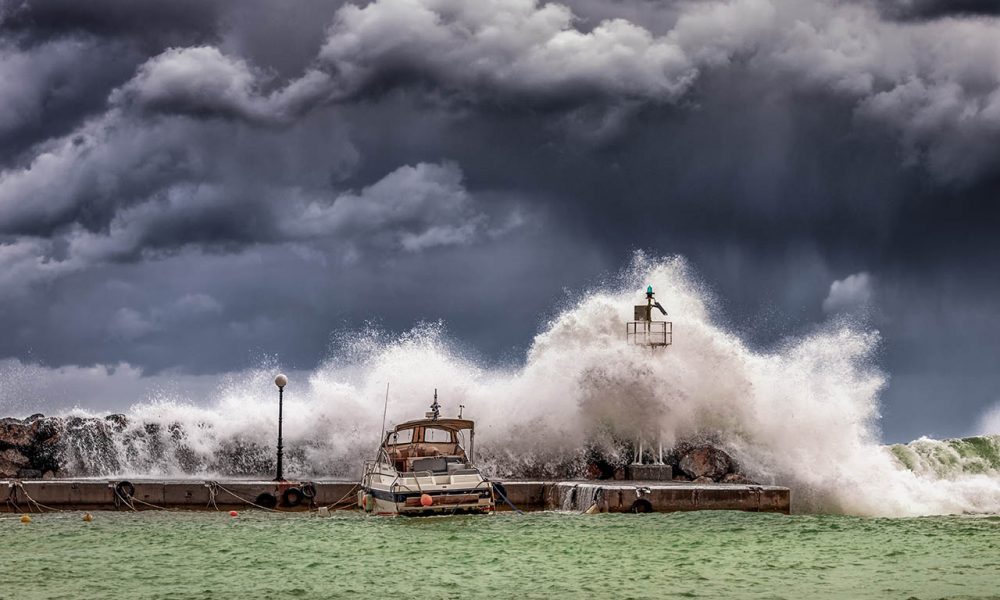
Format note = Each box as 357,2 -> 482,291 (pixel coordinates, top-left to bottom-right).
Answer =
2,511 -> 998,599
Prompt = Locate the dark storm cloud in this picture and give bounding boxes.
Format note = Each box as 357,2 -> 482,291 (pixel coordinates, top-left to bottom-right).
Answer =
0,37 -> 141,160
0,0 -> 221,48
1,0 -> 1000,440
875,0 -> 1000,20
63,0 -> 998,186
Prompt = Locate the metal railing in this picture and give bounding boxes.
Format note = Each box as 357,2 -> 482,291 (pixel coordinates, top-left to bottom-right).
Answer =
626,321 -> 672,347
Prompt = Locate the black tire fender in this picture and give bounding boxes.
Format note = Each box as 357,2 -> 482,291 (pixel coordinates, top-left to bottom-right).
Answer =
115,480 -> 135,499
281,487 -> 304,507
301,482 -> 317,500
254,492 -> 278,509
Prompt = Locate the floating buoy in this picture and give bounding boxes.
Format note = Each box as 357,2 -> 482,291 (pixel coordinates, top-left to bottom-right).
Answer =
420,494 -> 433,507
82,513 -> 93,522
20,514 -> 32,524
229,510 -> 238,517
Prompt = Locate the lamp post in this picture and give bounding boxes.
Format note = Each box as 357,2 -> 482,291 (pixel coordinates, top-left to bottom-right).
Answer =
274,373 -> 287,481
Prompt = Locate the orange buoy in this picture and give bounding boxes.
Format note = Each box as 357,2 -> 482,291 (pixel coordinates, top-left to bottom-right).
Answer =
229,510 -> 238,517
20,514 -> 32,524
82,513 -> 93,522
420,494 -> 433,507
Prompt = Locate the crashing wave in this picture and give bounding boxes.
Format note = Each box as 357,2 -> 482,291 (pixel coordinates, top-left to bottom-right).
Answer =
3,254 -> 999,517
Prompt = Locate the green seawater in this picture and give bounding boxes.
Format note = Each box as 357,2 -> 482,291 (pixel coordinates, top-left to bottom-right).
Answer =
2,511 -> 998,599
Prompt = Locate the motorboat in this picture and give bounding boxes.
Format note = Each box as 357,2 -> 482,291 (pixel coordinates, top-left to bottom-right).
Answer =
358,391 -> 495,516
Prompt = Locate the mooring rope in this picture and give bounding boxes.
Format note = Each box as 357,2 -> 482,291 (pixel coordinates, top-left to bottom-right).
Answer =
324,483 -> 360,511
208,481 -> 283,513
489,480 -> 524,515
112,485 -> 137,512
205,481 -> 220,510
13,482 -> 62,513
127,495 -> 167,511
6,483 -> 23,512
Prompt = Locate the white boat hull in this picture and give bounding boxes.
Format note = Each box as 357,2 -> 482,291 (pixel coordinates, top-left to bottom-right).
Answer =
359,471 -> 495,516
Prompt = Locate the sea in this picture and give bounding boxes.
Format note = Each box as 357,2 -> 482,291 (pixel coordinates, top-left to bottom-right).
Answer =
3,510 -> 998,599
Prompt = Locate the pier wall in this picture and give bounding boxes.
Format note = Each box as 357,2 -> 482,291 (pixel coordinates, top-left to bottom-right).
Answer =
3,479 -> 789,514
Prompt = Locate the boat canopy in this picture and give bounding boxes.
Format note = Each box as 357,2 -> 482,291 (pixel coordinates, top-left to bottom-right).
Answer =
383,417 -> 477,461
392,418 -> 475,433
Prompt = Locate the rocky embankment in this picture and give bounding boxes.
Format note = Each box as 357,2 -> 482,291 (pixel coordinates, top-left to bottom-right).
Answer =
0,415 -> 63,479
586,442 -> 757,484
1,413 -> 281,478
4,412 -> 758,484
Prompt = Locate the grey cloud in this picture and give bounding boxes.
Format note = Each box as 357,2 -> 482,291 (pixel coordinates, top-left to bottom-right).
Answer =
0,0 -> 221,48
280,162 -> 496,252
96,0 -> 1000,183
110,47 -> 272,123
107,293 -> 223,340
822,272 -> 874,314
1,152 -> 524,299
111,0 -> 770,120
873,0 -> 1000,21
0,37 -> 142,159
0,111 -> 200,235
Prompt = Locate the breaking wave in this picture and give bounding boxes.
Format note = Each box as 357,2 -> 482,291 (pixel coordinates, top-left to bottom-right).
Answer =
20,254 -> 1000,516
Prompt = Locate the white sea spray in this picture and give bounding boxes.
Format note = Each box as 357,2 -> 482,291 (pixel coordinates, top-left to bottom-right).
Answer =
31,254 -> 1000,516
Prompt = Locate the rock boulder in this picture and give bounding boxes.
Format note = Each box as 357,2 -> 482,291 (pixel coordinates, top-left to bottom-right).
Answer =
0,418 -> 33,448
721,472 -> 757,484
1,448 -> 30,477
678,446 -> 734,481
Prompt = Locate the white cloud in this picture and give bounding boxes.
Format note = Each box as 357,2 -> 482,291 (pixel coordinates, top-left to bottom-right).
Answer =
823,271 -> 874,314
110,46 -> 281,124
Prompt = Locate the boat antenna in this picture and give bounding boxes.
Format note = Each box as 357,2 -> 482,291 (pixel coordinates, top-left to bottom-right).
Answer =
378,382 -> 389,447
458,404 -> 465,419
427,388 -> 440,420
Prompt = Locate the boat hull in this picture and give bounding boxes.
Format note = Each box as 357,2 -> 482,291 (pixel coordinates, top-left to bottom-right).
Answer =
359,484 -> 495,516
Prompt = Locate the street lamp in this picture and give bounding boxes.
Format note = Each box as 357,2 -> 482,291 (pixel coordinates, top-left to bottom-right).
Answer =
274,373 -> 288,481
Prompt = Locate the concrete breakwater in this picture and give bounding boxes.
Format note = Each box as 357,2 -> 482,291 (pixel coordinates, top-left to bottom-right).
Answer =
3,479 -> 790,514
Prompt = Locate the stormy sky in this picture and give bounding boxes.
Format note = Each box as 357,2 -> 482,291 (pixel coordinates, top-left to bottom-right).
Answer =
1,0 -> 999,442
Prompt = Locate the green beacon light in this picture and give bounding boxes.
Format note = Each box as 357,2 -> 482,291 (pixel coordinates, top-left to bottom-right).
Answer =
647,285 -> 653,294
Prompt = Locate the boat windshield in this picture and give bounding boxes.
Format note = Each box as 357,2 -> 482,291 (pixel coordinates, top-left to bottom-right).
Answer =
381,422 -> 475,474
423,427 -> 452,443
